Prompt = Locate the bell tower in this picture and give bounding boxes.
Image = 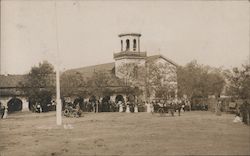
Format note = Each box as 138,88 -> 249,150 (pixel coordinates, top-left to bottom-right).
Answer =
119,33 -> 141,52
114,33 -> 147,78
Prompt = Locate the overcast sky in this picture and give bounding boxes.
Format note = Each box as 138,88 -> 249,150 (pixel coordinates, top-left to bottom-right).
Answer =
1,0 -> 249,74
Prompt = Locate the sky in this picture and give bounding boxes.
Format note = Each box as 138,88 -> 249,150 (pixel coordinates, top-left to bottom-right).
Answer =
1,0 -> 250,74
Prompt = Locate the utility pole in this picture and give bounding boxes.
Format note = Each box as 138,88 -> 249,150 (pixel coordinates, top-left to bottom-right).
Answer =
0,1 -> 2,75
54,0 -> 62,125
249,1 -> 250,66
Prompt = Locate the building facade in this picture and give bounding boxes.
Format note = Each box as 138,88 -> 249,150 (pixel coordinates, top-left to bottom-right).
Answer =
0,75 -> 29,112
0,33 -> 178,112
66,33 -> 178,103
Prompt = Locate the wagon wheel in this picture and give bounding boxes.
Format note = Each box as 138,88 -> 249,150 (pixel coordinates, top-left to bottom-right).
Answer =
63,109 -> 70,117
77,110 -> 82,117
157,108 -> 166,117
72,111 -> 78,118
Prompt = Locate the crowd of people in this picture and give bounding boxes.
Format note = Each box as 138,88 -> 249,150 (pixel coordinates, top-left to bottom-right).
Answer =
61,97 -> 191,116
1,95 -> 248,124
150,99 -> 191,116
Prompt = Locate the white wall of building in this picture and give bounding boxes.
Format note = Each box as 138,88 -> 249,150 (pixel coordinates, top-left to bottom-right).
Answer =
115,58 -> 145,79
0,96 -> 29,111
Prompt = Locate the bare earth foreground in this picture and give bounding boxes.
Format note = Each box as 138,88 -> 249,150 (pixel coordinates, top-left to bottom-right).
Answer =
0,111 -> 249,156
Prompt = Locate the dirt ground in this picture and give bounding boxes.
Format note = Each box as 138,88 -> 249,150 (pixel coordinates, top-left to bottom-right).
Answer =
0,111 -> 249,156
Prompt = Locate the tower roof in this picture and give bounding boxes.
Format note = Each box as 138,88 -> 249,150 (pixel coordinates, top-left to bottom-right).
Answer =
118,33 -> 141,37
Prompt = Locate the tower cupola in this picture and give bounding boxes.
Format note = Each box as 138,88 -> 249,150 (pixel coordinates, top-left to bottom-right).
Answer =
114,33 -> 146,61
114,33 -> 147,78
119,33 -> 141,52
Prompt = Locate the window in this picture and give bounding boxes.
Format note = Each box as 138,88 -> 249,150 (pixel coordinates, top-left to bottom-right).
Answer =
121,40 -> 123,51
126,39 -> 130,51
133,39 -> 136,51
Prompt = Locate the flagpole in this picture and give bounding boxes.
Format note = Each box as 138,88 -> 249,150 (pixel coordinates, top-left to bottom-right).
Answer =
54,0 -> 62,125
249,1 -> 250,66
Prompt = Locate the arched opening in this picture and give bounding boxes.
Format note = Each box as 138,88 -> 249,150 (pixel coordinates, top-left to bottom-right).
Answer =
121,40 -> 123,51
126,39 -> 130,51
127,94 -> 135,103
115,95 -> 124,103
7,97 -> 23,113
133,39 -> 137,51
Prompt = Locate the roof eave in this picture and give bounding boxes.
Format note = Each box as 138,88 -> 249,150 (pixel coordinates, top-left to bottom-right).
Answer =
118,33 -> 141,37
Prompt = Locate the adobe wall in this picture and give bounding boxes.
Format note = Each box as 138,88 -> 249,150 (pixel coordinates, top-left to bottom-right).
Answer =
0,96 -> 29,111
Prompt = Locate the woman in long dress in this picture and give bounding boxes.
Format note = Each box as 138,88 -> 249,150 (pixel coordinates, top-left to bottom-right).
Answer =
145,101 -> 151,113
118,101 -> 123,112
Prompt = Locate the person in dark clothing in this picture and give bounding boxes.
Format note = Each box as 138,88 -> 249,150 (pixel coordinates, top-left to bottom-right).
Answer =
1,104 -> 5,119
169,102 -> 175,116
240,100 -> 250,125
177,103 -> 182,116
36,103 -> 41,113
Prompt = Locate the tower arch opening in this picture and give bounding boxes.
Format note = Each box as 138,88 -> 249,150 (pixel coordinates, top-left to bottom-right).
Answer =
133,39 -> 137,51
121,40 -> 123,51
126,39 -> 130,51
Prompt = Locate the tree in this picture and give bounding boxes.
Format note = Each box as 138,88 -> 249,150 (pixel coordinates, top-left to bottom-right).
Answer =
60,72 -> 88,97
225,64 -> 250,99
87,71 -> 113,99
20,61 -> 55,111
206,68 -> 226,96
146,61 -> 177,100
177,60 -> 225,99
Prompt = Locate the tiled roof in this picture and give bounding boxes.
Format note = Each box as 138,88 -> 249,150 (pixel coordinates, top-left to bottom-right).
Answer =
146,55 -> 178,67
64,62 -> 115,78
64,54 -> 177,78
63,62 -> 127,87
0,75 -> 27,88
0,88 -> 25,96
